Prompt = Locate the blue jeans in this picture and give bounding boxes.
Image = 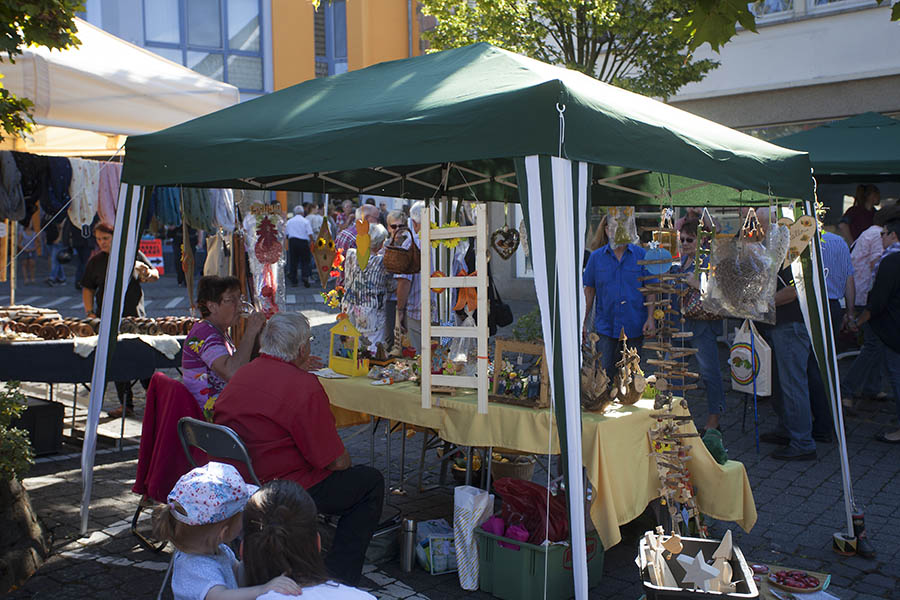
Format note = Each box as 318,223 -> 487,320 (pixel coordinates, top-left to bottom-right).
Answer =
685,319 -> 726,418
598,334 -> 643,382
769,321 -> 816,453
48,243 -> 66,282
843,322 -> 887,398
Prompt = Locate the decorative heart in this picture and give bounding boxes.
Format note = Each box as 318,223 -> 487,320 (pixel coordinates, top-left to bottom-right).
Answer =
491,225 -> 520,259
781,215 -> 817,268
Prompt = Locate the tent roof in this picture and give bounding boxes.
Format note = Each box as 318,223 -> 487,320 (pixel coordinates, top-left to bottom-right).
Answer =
123,43 -> 813,203
773,112 -> 900,181
0,18 -> 239,154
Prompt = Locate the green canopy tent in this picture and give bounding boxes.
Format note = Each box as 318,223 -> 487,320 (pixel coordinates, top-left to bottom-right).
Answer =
84,43 -> 832,597
773,112 -> 900,182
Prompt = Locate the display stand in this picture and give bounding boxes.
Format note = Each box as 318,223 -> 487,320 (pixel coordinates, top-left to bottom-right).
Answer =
420,201 -> 489,413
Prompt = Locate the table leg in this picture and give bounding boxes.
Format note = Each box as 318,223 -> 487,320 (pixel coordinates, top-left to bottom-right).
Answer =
484,447 -> 493,490
369,416 -> 378,466
464,446 -> 472,486
386,418 -> 392,491
71,384 -> 77,433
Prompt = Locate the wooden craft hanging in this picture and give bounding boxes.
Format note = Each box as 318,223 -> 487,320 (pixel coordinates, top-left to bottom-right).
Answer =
652,207 -> 679,257
490,202 -> 520,260
312,219 -> 337,288
694,207 -> 716,274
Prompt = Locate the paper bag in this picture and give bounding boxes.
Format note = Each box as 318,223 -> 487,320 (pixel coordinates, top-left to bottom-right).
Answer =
730,319 -> 771,396
453,485 -> 493,590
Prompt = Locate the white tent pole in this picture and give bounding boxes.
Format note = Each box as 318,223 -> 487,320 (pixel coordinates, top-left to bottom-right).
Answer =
79,182 -> 143,533
788,202 -> 854,538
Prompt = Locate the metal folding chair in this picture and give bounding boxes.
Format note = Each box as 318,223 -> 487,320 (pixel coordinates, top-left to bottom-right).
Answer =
176,417 -> 261,486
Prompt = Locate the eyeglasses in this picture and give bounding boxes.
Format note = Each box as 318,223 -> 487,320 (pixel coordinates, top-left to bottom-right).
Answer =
219,295 -> 241,304
682,236 -> 696,243
388,223 -> 403,230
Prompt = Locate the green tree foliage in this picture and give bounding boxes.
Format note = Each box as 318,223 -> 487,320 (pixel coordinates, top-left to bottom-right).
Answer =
0,382 -> 34,481
0,1 -> 84,140
677,0 -> 899,52
419,0 -> 720,100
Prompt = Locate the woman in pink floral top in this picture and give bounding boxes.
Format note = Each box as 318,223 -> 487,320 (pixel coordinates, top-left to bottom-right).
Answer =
182,276 -> 266,420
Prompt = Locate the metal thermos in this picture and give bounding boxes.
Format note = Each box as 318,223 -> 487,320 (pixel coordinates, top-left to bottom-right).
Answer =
400,518 -> 416,572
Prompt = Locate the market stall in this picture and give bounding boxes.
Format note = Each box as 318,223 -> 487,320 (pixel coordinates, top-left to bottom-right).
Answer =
104,43 -> 825,598
319,377 -> 756,550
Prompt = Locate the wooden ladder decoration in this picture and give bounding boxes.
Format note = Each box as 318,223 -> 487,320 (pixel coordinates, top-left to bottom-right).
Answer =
420,202 -> 490,413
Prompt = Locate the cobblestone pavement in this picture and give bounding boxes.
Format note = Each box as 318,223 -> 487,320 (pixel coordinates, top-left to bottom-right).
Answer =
6,259 -> 900,599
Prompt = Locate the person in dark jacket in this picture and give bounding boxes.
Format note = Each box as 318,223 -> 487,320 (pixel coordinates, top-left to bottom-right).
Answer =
854,219 -> 900,443
63,218 -> 97,290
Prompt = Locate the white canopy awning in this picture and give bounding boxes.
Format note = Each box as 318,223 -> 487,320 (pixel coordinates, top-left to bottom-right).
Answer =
0,17 -> 239,155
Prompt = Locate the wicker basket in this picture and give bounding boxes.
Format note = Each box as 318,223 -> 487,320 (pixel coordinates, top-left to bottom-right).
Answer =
383,227 -> 420,274
490,454 -> 536,483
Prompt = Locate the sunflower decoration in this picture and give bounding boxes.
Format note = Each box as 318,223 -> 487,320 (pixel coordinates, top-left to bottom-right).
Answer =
312,220 -> 337,288
429,221 -> 462,249
320,286 -> 345,309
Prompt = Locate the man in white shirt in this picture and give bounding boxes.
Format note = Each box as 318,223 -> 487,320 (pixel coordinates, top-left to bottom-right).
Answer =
306,203 -> 325,238
286,205 -> 314,287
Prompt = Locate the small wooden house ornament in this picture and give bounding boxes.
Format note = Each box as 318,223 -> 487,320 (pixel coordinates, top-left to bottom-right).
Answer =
328,315 -> 369,376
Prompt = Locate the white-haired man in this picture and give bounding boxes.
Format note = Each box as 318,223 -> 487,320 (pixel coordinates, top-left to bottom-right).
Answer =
285,205 -> 313,287
394,200 -> 426,352
214,313 -> 384,586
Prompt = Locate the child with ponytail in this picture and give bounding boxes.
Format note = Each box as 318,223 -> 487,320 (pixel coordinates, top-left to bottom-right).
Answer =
242,480 -> 375,599
153,462 -> 302,600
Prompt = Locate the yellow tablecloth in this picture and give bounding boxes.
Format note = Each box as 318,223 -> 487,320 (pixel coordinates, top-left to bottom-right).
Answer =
319,377 -> 757,549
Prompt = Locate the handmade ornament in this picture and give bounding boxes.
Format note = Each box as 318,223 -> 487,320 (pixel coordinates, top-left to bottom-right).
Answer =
643,241 -> 673,276
243,205 -> 286,317
490,201 -> 520,260
702,219 -> 789,325
651,207 -> 679,257
355,219 -> 371,270
312,220 -> 337,288
612,329 -> 645,405
607,206 -> 638,246
453,269 -> 478,312
490,226 -> 520,259
677,549 -> 719,590
694,208 -> 715,275
581,332 -> 612,412
328,315 -> 369,376
780,214 -> 817,268
707,530 -> 735,593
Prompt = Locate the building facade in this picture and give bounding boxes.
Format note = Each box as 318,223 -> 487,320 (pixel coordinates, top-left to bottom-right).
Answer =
669,1 -> 900,138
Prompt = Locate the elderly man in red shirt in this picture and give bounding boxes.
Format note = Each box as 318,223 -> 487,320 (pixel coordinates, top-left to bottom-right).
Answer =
214,312 -> 384,586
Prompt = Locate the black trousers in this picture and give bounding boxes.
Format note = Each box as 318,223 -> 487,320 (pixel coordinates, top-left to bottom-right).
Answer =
807,299 -> 843,438
288,238 -> 312,284
307,465 -> 384,586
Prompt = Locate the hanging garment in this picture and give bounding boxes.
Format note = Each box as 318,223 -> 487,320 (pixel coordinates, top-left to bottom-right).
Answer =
210,189 -> 236,233
181,187 -> 216,233
151,186 -> 182,227
12,151 -> 49,226
97,161 -> 123,227
45,156 -> 73,224
0,151 -> 25,221
203,230 -> 232,277
68,158 -> 101,228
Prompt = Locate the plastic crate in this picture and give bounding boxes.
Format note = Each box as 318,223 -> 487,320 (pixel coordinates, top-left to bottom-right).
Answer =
475,528 -> 604,600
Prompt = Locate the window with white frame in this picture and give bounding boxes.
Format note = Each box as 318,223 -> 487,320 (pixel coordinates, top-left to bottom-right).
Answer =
138,0 -> 264,92
748,0 -> 794,17
314,0 -> 348,77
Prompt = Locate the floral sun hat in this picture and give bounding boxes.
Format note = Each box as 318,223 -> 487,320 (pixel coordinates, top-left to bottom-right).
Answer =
167,462 -> 259,526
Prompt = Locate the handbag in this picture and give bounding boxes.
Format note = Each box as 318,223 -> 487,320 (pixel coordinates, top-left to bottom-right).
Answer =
383,226 -> 421,274
489,277 -> 513,328
682,286 -> 721,321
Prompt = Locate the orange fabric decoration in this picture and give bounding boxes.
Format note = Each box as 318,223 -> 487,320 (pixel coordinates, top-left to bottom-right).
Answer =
453,269 -> 478,312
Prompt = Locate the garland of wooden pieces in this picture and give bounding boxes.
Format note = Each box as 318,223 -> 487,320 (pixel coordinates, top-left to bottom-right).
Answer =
637,263 -> 706,536
695,209 -> 715,274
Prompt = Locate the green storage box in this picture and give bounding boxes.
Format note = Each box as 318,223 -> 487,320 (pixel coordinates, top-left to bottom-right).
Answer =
475,528 -> 604,600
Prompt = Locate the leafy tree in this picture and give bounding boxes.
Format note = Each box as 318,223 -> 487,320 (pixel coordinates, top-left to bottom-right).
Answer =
419,0 -> 720,100
0,1 -> 84,140
677,0 -> 899,52
0,382 -> 33,481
